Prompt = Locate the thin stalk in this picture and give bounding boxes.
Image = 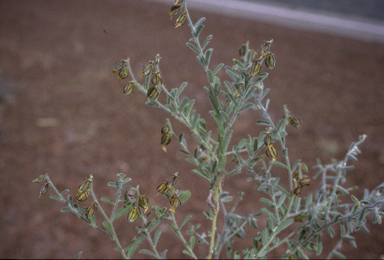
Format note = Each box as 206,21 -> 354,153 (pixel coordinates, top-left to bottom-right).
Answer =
44,174 -> 111,237
89,184 -> 128,259
171,213 -> 198,259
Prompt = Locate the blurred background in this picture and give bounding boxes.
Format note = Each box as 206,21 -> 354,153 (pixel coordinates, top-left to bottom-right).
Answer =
1,0 -> 384,258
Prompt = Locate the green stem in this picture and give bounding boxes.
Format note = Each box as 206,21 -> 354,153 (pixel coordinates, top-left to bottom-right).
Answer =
44,174 -> 111,237
171,213 -> 198,259
89,184 -> 128,259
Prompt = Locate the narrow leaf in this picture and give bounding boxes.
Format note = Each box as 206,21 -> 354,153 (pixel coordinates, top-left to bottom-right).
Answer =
102,221 -> 113,236
186,42 -> 199,54
139,249 -> 156,257
275,219 -> 294,233
112,203 -> 134,221
101,196 -> 114,205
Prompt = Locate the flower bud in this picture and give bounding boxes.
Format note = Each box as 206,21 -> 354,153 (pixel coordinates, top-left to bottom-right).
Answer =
250,60 -> 262,77
39,183 -> 49,197
118,68 -> 129,81
157,181 -> 171,194
151,72 -> 162,86
87,202 -> 98,217
141,61 -> 154,78
113,60 -> 125,73
76,190 -> 89,202
147,86 -> 160,100
123,82 -> 135,94
127,207 -> 139,222
168,172 -> 179,187
265,52 -> 276,69
138,195 -> 149,213
175,12 -> 187,28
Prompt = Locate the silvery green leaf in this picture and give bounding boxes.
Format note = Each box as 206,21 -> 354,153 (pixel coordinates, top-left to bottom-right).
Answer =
112,203 -> 134,221
102,221 -> 113,236
101,196 -> 114,205
204,48 -> 213,67
194,17 -> 206,29
261,228 -> 269,248
275,219 -> 293,233
256,120 -> 270,126
194,24 -> 205,38
201,35 -> 212,50
213,63 -> 224,75
139,249 -> 156,258
50,195 -> 61,201
178,97 -> 190,112
186,42 -> 199,54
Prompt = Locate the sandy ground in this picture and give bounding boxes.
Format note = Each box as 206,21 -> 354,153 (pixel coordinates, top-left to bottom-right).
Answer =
1,0 -> 384,258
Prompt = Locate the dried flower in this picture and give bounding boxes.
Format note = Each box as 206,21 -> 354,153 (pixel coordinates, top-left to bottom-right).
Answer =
138,195 -> 149,213
265,145 -> 277,162
250,60 -> 262,77
118,68 -> 129,81
151,72 -> 162,86
113,60 -> 125,73
263,133 -> 272,147
141,61 -> 154,78
161,124 -> 169,135
168,172 -> 179,188
259,39 -> 273,59
294,212 -> 307,222
123,82 -> 135,94
39,183 -> 49,197
32,175 -> 46,183
169,193 -> 181,213
127,207 -> 139,222
87,202 -> 98,217
288,116 -> 301,128
76,190 -> 89,202
238,44 -> 246,56
299,175 -> 310,187
293,186 -> 301,197
169,4 -> 182,19
157,181 -> 171,195
175,12 -> 187,28
265,52 -> 276,69
78,174 -> 93,193
147,86 -> 160,100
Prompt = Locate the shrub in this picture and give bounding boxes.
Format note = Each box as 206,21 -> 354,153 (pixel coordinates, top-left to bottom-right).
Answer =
34,0 -> 384,259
